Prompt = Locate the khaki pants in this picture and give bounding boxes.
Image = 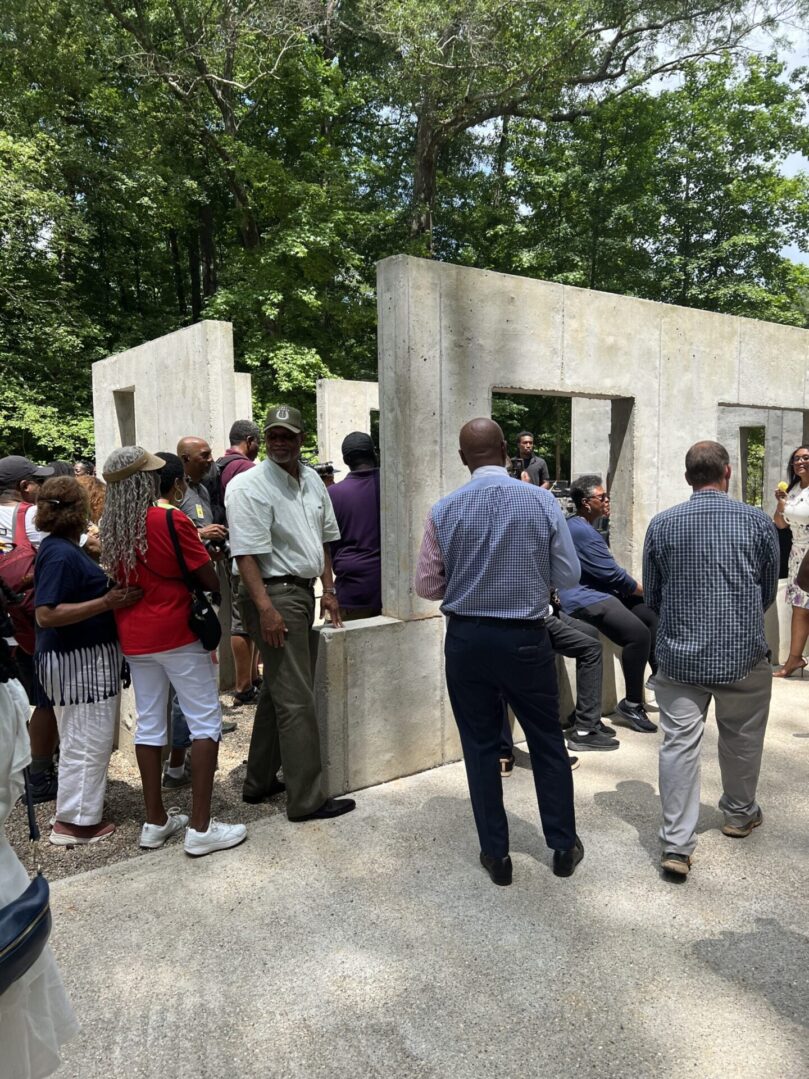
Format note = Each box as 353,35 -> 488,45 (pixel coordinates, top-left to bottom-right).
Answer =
239,580 -> 324,817
655,658 -> 772,856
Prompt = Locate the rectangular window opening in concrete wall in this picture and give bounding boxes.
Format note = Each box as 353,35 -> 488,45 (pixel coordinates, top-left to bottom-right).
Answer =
113,388 -> 136,447
491,390 -> 635,571
740,426 -> 765,508
491,392 -> 572,482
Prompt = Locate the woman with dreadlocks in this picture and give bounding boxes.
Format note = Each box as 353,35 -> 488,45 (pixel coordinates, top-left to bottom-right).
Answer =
34,475 -> 140,845
100,446 -> 246,857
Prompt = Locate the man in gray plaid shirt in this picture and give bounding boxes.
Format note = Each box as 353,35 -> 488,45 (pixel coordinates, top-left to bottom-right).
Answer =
643,441 -> 779,878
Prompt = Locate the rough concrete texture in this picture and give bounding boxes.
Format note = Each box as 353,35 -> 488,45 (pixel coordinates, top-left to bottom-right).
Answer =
316,377 -> 379,474
51,678 -> 809,1079
377,256 -> 809,620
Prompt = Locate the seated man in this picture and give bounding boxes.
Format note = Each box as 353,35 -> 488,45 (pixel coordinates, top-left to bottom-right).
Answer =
558,475 -> 658,733
500,605 -> 619,771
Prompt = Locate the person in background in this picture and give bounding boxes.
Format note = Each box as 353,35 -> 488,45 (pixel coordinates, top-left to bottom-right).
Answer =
33,477 -> 139,845
47,461 -> 74,477
175,435 -> 236,730
100,445 -> 246,857
644,441 -> 779,878
215,421 -> 262,705
511,431 -> 551,488
772,445 -> 809,677
415,418 -> 583,885
328,432 -> 381,620
0,605 -> 79,1077
75,474 -> 107,525
227,405 -> 355,820
73,460 -> 95,477
0,455 -> 58,804
558,474 -> 658,734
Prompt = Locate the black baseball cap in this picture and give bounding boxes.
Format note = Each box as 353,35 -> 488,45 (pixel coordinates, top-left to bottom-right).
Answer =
0,456 -> 54,489
341,432 -> 375,459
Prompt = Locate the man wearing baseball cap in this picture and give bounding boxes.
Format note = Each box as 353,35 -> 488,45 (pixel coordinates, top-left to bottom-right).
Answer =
0,455 -> 59,804
327,432 -> 381,620
225,404 -> 356,821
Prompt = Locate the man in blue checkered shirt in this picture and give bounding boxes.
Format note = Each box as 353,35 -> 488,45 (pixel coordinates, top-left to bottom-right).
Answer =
643,440 -> 779,878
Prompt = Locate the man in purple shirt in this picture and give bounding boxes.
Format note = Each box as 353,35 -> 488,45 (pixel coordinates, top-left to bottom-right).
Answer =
217,420 -> 261,496
328,432 -> 381,620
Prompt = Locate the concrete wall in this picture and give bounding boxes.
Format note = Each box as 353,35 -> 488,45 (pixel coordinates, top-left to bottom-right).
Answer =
570,398 -> 612,480
93,320 -> 251,698
316,378 -> 379,474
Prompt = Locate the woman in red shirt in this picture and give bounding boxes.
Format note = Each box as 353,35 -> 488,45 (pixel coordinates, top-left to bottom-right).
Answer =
100,446 -> 246,858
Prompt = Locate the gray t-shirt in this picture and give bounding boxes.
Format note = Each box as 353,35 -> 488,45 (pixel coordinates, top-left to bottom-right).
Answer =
177,481 -> 213,530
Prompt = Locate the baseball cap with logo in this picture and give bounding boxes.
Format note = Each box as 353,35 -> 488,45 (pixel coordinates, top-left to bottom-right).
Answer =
0,456 -> 54,489
264,405 -> 303,434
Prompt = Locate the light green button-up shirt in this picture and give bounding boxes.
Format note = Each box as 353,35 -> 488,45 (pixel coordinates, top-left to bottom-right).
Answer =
225,458 -> 340,579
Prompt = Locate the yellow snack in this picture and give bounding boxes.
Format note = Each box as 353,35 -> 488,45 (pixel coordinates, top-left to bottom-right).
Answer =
778,481 -> 789,492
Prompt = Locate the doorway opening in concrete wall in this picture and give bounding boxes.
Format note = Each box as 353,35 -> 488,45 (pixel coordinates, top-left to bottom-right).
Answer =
369,408 -> 380,462
491,392 -> 572,482
113,388 -> 136,446
491,389 -> 635,573
740,426 -> 765,507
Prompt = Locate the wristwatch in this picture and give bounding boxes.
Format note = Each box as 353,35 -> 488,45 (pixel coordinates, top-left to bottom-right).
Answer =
322,587 -> 337,595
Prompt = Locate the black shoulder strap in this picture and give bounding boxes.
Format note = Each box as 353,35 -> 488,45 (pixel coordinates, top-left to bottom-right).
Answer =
165,506 -> 196,592
22,766 -> 40,842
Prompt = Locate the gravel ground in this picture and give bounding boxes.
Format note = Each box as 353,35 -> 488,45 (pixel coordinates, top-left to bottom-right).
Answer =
6,692 -> 284,882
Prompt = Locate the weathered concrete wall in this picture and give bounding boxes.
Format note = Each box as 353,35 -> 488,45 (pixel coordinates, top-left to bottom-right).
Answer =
570,398 -> 612,480
377,256 -> 809,622
316,378 -> 379,474
92,321 -> 245,470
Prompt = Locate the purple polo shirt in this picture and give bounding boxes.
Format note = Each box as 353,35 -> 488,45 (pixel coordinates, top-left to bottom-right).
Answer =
219,449 -> 255,495
328,469 -> 381,611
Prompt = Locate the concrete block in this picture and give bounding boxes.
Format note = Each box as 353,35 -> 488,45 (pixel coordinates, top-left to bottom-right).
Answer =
314,615 -> 455,795
316,379 -> 379,471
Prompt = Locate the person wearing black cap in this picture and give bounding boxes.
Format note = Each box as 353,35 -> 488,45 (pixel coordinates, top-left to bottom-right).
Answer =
0,455 -> 60,804
226,405 -> 356,821
328,432 -> 382,620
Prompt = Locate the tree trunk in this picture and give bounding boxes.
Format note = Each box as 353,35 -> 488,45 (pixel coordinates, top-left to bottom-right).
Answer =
492,116 -> 510,208
187,229 -> 202,322
410,112 -> 439,249
199,205 -> 217,297
168,228 -> 186,317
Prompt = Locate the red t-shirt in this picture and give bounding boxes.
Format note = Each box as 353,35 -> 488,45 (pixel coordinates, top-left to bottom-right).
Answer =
114,506 -> 211,656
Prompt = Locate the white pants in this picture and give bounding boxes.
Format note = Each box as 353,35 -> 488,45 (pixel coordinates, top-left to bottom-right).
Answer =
127,642 -> 222,745
54,695 -> 118,826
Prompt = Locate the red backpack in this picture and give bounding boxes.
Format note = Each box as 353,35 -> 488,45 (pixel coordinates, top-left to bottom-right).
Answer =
0,505 -> 37,654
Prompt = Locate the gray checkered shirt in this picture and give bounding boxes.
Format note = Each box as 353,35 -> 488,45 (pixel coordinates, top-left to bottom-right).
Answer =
643,490 -> 779,684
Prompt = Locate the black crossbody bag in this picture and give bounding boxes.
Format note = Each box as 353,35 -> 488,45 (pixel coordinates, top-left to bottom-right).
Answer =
164,510 -> 222,652
0,767 -> 52,995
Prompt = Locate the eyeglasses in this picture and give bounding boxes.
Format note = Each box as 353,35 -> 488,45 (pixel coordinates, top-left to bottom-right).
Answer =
586,493 -> 608,502
793,455 -> 809,464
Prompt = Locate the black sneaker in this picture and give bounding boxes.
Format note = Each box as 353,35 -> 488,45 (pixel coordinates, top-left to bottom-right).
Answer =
614,699 -> 658,733
597,719 -> 617,737
499,755 -> 515,778
567,729 -> 620,752
28,767 -> 58,804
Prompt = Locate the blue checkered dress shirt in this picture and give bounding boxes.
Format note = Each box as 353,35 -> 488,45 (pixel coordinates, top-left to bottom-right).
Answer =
643,490 -> 779,684
426,467 -> 580,620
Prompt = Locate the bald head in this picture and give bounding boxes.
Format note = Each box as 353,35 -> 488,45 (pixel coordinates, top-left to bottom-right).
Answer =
177,436 -> 213,483
458,418 -> 508,474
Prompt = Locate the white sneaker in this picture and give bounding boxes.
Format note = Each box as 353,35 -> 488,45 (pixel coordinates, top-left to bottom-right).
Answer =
184,819 -> 247,858
139,808 -> 189,849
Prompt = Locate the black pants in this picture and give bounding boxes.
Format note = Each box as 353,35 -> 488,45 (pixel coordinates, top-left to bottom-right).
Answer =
570,595 -> 657,702
445,617 -> 577,858
500,613 -> 603,754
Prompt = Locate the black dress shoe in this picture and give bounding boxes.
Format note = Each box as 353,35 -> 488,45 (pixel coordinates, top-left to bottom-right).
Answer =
552,837 -> 584,877
242,778 -> 286,804
480,852 -> 513,886
289,797 -> 356,822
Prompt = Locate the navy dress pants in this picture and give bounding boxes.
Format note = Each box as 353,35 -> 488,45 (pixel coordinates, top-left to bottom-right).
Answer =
444,617 -> 577,859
